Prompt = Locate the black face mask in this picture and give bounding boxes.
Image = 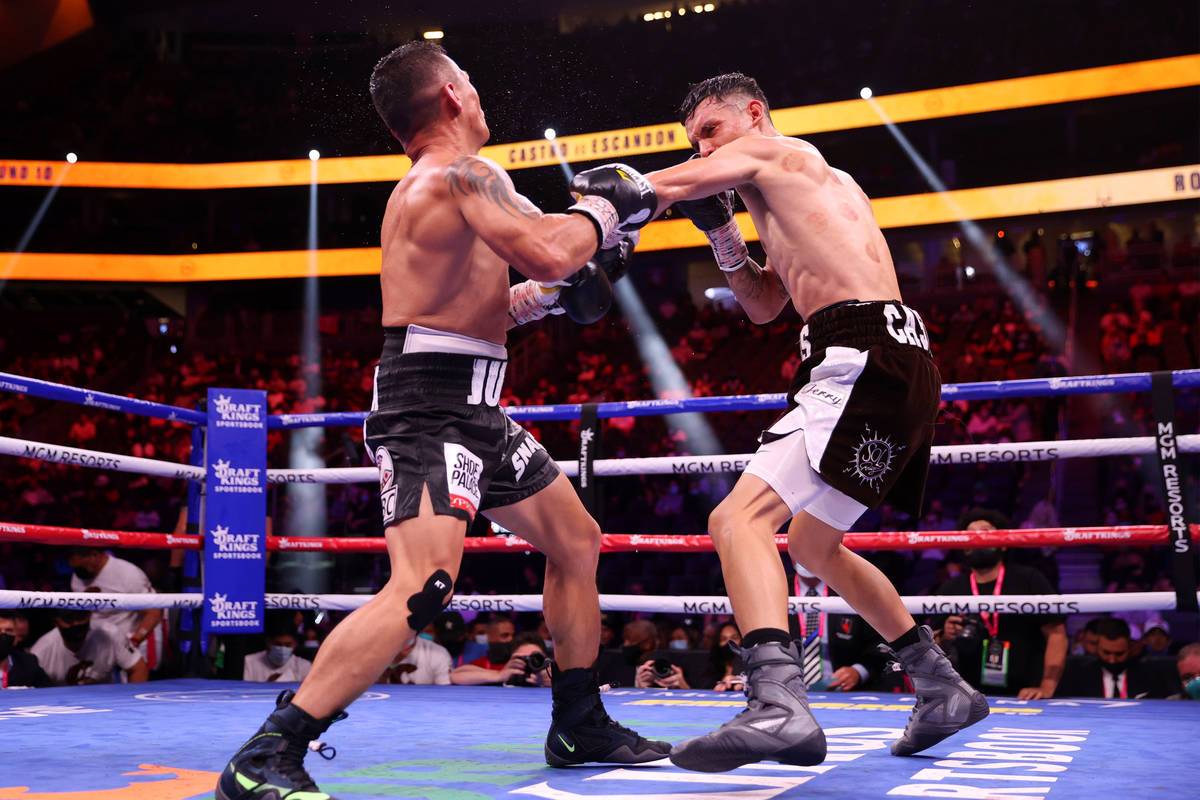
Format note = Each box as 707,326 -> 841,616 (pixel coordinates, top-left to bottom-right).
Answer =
72,567 -> 95,581
622,644 -> 644,665
964,548 -> 1002,571
487,641 -> 512,664
0,633 -> 13,660
443,637 -> 465,658
61,623 -> 90,648
1102,658 -> 1129,675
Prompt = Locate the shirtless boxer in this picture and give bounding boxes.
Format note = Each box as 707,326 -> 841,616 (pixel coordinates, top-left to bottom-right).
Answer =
572,73 -> 989,772
216,42 -> 667,800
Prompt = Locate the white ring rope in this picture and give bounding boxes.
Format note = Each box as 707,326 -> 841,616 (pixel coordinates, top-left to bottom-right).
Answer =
1,589 -> 1192,616
4,433 -> 1198,484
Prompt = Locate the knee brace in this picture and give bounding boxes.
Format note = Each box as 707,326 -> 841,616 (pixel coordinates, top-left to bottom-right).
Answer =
406,569 -> 453,633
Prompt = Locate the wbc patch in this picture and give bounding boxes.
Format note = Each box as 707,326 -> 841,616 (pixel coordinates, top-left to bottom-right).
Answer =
376,446 -> 398,525
444,443 -> 483,519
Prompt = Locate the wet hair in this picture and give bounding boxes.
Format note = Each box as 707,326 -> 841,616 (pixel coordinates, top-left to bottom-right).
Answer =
369,41 -> 456,147
678,72 -> 771,125
1094,617 -> 1131,641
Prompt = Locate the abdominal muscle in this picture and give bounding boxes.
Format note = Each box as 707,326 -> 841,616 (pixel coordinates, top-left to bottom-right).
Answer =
738,138 -> 903,319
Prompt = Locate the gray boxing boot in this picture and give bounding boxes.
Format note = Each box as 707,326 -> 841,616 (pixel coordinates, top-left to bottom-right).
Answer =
669,640 -> 826,773
885,625 -> 990,756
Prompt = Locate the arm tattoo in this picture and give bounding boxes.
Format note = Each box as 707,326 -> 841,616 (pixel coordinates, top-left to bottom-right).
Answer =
727,260 -> 787,302
445,157 -> 539,220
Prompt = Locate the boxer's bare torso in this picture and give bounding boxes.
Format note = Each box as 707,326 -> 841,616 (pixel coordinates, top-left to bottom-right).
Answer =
379,152 -> 515,344
650,99 -> 901,320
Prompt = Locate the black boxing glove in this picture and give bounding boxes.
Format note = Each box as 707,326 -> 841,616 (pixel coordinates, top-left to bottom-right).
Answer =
592,232 -> 638,284
557,262 -> 613,324
674,189 -> 748,273
568,163 -> 658,249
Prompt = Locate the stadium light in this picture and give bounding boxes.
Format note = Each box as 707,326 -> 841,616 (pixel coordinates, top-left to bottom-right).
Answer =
544,128 -> 556,140
309,149 -> 320,161
423,30 -> 444,40
860,87 -> 873,100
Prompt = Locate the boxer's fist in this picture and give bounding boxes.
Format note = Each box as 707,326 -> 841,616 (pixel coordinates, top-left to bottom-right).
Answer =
508,279 -> 564,326
569,164 -> 657,248
558,262 -> 613,324
675,190 -> 735,233
593,232 -> 637,283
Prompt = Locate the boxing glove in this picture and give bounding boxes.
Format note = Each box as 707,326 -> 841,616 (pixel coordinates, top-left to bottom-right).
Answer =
557,262 -> 613,324
593,232 -> 638,283
568,163 -> 658,248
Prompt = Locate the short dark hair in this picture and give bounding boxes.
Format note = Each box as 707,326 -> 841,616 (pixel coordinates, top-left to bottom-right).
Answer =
1095,617 -> 1131,641
511,631 -> 546,653
956,507 -> 1014,530
369,41 -> 455,147
679,72 -> 770,125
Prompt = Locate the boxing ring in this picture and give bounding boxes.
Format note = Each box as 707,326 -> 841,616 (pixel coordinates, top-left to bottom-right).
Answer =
2,368 -> 1199,799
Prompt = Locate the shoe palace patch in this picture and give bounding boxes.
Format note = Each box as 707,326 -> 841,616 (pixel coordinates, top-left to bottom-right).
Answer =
844,424 -> 904,492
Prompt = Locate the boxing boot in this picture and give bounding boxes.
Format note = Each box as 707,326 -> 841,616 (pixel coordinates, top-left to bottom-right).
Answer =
545,665 -> 671,766
670,640 -> 826,772
885,625 -> 990,756
216,689 -> 346,800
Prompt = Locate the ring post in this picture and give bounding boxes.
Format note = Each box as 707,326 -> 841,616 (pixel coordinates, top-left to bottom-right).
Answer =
178,421 -> 207,673
578,402 -> 599,516
1150,372 -> 1198,612
202,388 -> 268,635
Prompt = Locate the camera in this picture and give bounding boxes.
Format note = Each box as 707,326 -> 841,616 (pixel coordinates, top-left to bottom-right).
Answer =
651,658 -> 675,679
504,650 -> 548,686
957,614 -> 985,641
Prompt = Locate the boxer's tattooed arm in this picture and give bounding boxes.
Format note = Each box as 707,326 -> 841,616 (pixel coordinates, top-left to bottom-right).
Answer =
726,258 -> 788,302
445,157 -> 540,220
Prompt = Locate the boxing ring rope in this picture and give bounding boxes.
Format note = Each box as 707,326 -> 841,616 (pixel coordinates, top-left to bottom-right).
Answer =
2,366 -> 1197,622
2,434 -> 1197,484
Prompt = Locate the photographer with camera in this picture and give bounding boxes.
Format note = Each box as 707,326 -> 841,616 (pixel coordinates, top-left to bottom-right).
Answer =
635,655 -> 691,690
450,632 -> 550,687
933,508 -> 1067,699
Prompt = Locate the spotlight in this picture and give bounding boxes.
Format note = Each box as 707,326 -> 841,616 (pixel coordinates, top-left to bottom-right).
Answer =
544,128 -> 556,140
964,265 -> 976,279
423,30 -> 444,40
704,3 -> 714,10
158,321 -> 168,334
859,87 -> 873,100
65,152 -> 78,163
309,149 -> 320,161
169,344 -> 178,354
643,12 -> 654,20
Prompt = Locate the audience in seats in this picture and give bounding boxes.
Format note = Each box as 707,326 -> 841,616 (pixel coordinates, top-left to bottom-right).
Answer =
0,610 -> 51,688
30,608 -> 149,685
1058,617 -> 1177,699
1176,643 -> 1200,701
933,509 -> 1068,699
378,624 -> 453,686
243,614 -> 313,683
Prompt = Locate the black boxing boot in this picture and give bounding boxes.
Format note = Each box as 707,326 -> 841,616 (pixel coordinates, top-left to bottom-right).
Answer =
885,625 -> 990,756
216,690 -> 346,800
545,665 -> 671,766
670,639 -> 826,773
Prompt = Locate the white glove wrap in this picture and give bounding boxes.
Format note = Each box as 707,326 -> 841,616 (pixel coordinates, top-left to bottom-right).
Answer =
508,279 -> 564,326
568,194 -> 620,248
706,218 -> 749,273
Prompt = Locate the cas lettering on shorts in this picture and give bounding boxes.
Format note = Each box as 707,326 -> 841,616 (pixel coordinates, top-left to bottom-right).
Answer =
212,392 -> 265,429
376,446 -> 398,525
884,303 -> 930,351
444,443 -> 483,517
209,524 -> 263,561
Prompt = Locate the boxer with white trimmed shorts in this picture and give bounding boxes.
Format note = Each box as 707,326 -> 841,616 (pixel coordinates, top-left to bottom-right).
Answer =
216,42 -> 666,800
573,72 -> 988,773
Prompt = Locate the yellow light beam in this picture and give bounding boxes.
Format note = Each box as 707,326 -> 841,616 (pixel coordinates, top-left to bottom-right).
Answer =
5,164 -> 1196,283
1,55 -> 1196,189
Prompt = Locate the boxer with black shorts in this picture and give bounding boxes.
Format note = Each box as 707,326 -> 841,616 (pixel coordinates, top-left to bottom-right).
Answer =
573,73 -> 988,773
216,42 -> 666,800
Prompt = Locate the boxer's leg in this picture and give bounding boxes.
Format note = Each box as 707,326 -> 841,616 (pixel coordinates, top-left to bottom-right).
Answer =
486,473 -> 671,767
217,486 -> 465,800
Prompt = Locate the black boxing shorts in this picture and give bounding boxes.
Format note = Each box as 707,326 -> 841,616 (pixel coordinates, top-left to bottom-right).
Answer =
746,300 -> 939,527
364,324 -> 559,526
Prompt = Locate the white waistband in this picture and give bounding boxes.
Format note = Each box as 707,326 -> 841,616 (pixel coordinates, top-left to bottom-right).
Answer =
402,324 -> 507,360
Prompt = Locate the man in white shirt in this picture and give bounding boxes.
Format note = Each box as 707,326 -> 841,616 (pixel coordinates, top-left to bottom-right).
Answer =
244,621 -> 313,683
379,632 -> 453,685
69,547 -> 166,670
30,610 -> 148,685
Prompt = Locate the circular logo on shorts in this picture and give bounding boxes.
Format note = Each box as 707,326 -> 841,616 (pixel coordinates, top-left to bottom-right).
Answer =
844,424 -> 905,492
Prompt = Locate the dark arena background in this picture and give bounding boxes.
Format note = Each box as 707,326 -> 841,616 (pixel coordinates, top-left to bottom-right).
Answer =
1,1 -> 1199,798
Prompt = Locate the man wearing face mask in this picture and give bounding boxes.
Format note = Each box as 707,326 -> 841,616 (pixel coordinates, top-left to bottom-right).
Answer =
1057,617 -> 1177,699
244,617 -> 313,683
379,623 -> 453,685
68,546 -> 165,672
0,611 -> 51,688
449,617 -> 517,684
1176,643 -> 1200,701
933,508 -> 1067,699
30,609 -> 148,685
